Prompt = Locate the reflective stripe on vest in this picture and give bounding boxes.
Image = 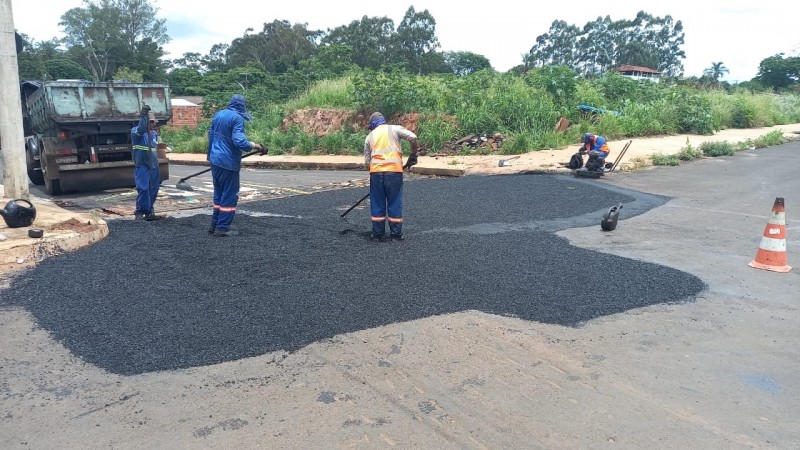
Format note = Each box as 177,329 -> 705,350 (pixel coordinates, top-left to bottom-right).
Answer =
132,145 -> 157,152
368,125 -> 403,173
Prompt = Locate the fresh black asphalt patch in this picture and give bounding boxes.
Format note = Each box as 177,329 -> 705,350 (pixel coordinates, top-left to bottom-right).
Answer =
3,174 -> 705,375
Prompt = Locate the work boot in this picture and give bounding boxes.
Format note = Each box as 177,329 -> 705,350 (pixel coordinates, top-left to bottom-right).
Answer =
208,224 -> 216,235
390,234 -> 404,241
213,229 -> 240,237
144,212 -> 163,221
134,212 -> 146,221
370,233 -> 385,242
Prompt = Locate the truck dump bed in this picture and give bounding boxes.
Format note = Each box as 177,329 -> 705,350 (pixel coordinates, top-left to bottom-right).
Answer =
26,81 -> 171,134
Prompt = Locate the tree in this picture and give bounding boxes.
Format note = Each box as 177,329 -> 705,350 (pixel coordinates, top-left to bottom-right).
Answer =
170,52 -> 205,71
617,12 -> 685,77
576,16 -> 616,77
113,66 -> 144,82
529,20 -> 581,69
322,16 -> 396,70
443,51 -> 492,76
227,20 -> 321,74
394,6 -> 440,75
299,44 -> 358,79
527,11 -> 685,78
755,53 -> 800,91
204,44 -> 231,73
703,62 -> 729,84
44,58 -> 94,80
59,0 -> 170,81
167,68 -> 206,95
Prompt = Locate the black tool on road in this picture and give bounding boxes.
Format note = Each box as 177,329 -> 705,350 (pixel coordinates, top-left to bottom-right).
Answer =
1,198 -> 37,228
601,203 -> 623,231
340,153 -> 417,219
175,149 -> 263,191
340,192 -> 370,218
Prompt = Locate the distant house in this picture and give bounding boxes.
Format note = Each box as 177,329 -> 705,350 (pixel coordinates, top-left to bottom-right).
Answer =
168,97 -> 203,130
613,65 -> 661,82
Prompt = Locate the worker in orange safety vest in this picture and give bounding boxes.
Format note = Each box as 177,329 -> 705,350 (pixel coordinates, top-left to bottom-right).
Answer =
363,111 -> 419,241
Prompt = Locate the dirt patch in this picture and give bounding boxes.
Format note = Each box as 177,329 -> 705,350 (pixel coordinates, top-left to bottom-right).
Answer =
280,109 -> 438,138
281,108 -> 363,136
48,218 -> 100,234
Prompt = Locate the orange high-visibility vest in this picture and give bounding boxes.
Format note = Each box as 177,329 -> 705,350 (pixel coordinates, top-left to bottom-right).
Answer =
367,125 -> 404,173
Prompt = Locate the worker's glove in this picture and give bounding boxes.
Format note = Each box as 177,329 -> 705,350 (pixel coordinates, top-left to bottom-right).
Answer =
141,105 -> 151,117
252,143 -> 267,155
405,153 -> 418,168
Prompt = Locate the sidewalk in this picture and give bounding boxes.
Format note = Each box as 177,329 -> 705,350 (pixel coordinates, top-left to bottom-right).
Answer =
2,123 -> 799,276
167,123 -> 800,175
0,193 -> 107,276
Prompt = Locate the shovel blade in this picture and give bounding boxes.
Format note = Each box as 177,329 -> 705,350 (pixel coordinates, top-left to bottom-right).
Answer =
175,181 -> 194,191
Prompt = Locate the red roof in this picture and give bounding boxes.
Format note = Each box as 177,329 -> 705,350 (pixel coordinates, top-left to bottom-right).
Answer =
613,65 -> 661,74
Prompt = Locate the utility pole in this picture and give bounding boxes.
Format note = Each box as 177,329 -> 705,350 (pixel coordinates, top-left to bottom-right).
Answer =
0,0 -> 29,198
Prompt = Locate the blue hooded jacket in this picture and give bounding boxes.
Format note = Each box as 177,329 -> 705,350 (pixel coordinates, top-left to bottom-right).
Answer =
131,115 -> 158,169
207,94 -> 253,171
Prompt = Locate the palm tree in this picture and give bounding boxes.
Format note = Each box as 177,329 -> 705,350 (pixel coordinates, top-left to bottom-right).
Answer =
703,62 -> 729,85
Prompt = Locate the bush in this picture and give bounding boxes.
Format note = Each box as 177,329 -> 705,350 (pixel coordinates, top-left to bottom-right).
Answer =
700,141 -> 735,157
650,153 -> 680,166
731,98 -> 758,128
417,114 -> 459,153
752,130 -> 786,148
676,138 -> 702,160
673,89 -> 715,134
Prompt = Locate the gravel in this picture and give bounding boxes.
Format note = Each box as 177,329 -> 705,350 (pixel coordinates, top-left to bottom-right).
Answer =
2,174 -> 705,375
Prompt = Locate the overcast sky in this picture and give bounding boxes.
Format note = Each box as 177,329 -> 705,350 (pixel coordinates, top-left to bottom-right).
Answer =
10,0 -> 800,82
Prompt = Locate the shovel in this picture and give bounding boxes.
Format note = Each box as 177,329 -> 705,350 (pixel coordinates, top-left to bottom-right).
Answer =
498,155 -> 520,167
175,150 -> 260,191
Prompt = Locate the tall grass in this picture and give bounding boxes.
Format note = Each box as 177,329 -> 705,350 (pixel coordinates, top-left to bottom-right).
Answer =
285,77 -> 354,109
165,70 -> 800,155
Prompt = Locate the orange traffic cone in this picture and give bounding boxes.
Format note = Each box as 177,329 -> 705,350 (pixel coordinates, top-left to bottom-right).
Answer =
749,197 -> 791,272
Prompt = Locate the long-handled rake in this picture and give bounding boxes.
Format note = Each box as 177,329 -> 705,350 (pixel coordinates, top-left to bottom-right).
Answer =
340,192 -> 370,218
339,155 -> 416,229
175,150 -> 260,191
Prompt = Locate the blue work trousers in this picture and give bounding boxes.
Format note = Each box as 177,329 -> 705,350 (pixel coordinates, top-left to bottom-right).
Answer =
211,165 -> 240,232
370,172 -> 404,237
134,165 -> 160,214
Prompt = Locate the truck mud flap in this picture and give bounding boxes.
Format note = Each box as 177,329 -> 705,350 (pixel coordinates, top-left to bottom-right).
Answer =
55,160 -> 169,192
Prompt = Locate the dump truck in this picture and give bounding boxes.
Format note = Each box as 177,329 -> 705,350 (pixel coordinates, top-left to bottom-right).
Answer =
21,80 -> 171,195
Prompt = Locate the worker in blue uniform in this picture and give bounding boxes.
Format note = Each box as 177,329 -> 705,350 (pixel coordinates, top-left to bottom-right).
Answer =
131,105 -> 162,221
207,94 -> 266,237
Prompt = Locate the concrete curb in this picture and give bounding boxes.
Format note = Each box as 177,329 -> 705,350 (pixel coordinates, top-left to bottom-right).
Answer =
0,194 -> 109,276
1,223 -> 109,274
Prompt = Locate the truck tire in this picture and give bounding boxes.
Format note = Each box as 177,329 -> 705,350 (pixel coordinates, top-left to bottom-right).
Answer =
26,147 -> 45,185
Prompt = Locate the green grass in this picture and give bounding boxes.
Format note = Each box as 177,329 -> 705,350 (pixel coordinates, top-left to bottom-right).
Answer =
162,70 -> 800,156
285,77 -> 354,109
700,141 -> 736,157
650,153 -> 680,166
752,130 -> 786,148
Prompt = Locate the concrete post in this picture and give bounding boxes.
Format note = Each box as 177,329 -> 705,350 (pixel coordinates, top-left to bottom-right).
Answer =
0,0 -> 29,198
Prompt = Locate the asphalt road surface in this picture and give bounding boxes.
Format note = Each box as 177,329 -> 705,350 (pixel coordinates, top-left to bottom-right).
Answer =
2,163 -> 368,215
2,173 -> 705,375
1,144 -> 798,449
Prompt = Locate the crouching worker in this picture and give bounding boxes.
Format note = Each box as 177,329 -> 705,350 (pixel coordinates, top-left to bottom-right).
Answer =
582,133 -> 611,172
363,112 -> 419,241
